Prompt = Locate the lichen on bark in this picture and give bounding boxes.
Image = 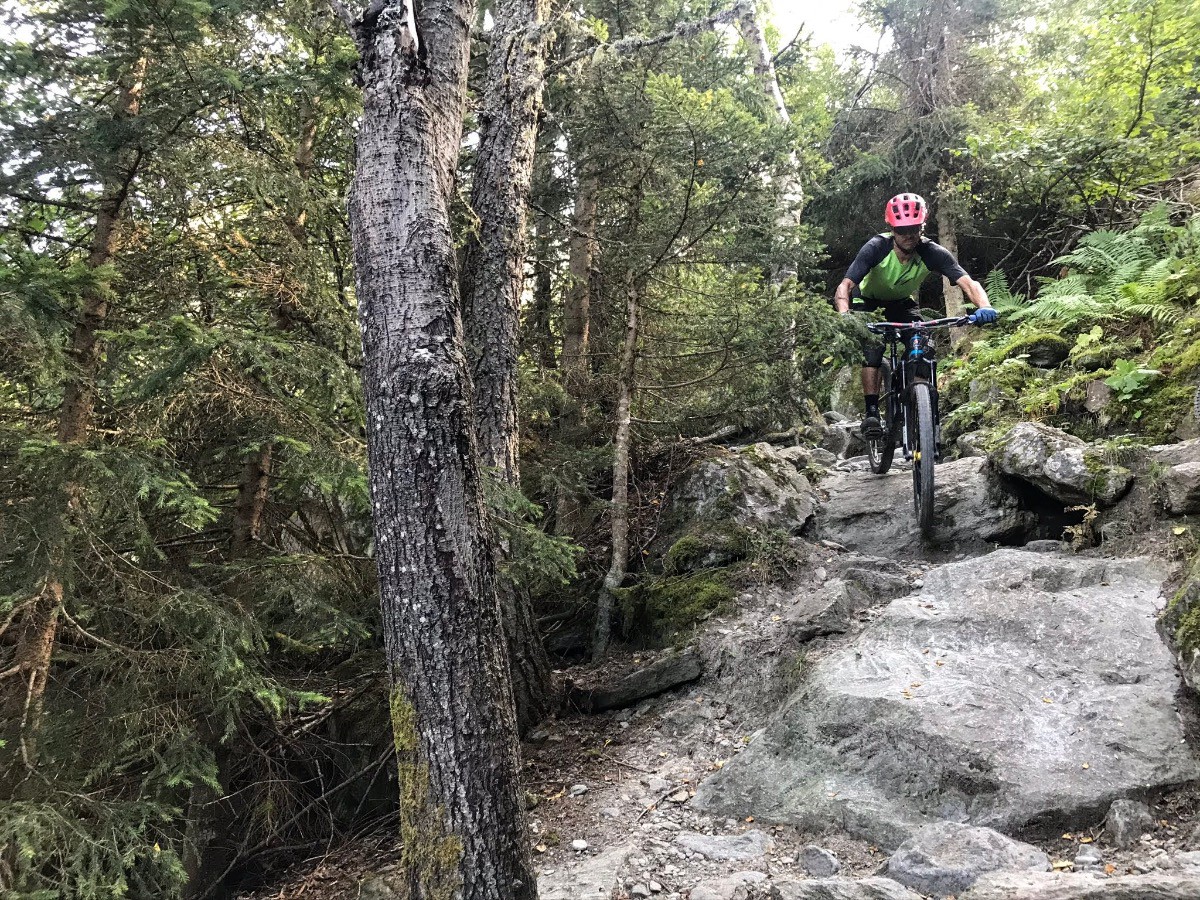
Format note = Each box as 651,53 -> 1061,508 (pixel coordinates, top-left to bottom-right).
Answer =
390,688 -> 463,900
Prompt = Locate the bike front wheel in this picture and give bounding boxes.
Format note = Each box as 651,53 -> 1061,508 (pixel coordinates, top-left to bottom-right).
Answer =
910,382 -> 936,531
868,363 -> 897,475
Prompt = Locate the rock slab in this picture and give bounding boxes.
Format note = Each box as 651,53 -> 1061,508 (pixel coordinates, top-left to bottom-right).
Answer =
694,550 -> 1199,848
675,829 -> 773,861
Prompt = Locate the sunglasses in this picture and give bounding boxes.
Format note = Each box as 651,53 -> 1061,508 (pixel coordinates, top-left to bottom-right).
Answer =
894,226 -> 922,237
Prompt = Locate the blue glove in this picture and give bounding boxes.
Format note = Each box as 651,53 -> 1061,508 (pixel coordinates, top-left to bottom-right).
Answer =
969,308 -> 998,325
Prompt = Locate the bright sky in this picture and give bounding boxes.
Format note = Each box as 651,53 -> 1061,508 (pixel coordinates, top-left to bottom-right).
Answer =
770,0 -> 884,56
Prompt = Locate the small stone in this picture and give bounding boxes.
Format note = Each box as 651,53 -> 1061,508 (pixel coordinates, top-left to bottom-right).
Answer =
798,844 -> 841,877
1075,844 -> 1104,869
571,839 -> 588,852
649,881 -> 663,892
631,885 -> 651,898
815,567 -> 828,582
568,784 -> 588,797
1106,799 -> 1155,849
601,807 -> 621,818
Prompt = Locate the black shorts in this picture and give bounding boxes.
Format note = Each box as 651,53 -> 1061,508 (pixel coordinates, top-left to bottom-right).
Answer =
854,298 -> 922,368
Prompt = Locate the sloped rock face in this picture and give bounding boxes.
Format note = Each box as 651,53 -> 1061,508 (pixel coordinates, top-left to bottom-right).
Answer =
693,550 -> 1199,848
816,458 -> 1031,557
657,443 -> 817,572
992,422 -> 1133,507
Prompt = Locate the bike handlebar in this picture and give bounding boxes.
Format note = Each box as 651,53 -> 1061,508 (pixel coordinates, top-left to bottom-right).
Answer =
865,314 -> 985,334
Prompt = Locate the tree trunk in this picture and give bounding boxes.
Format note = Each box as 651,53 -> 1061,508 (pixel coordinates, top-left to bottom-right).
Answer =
5,54 -> 147,762
937,196 -> 965,318
340,0 -> 535,895
593,271 -> 639,659
530,202 -> 556,371
459,0 -> 554,734
554,171 -> 598,538
560,171 -> 597,387
461,0 -> 549,483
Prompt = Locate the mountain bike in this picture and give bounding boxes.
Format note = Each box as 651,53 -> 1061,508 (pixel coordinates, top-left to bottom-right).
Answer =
864,315 -> 988,530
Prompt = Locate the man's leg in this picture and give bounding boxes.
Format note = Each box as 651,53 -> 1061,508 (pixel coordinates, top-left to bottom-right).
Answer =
860,345 -> 885,438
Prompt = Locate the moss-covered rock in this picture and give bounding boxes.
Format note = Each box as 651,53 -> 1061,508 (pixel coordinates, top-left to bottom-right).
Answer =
618,570 -> 736,646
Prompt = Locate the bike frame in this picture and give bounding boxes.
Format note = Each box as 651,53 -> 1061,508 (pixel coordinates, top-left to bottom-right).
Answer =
867,317 -> 970,461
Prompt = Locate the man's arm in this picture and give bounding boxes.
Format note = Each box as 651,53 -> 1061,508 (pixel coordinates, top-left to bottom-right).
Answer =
957,273 -> 991,310
834,277 -> 856,313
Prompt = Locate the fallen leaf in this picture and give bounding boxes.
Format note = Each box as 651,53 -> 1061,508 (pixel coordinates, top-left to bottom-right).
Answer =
1082,762 -> 1090,769
535,844 -> 548,853
910,682 -> 922,688
922,648 -> 930,654
1052,860 -> 1073,870
770,614 -> 781,622
1173,527 -> 1188,535
1105,864 -> 1116,874
936,660 -> 945,667
1062,833 -> 1073,840
1043,698 -> 1053,704
1079,836 -> 1093,844
745,816 -> 754,822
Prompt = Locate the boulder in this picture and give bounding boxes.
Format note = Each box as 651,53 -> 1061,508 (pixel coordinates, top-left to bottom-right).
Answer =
885,823 -> 1049,896
1162,461 -> 1200,514
658,444 -> 817,572
991,422 -> 1133,507
774,879 -> 921,900
693,550 -> 1199,848
816,458 -> 1031,557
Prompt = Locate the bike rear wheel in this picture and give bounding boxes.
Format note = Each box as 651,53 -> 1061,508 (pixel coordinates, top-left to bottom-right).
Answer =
910,382 -> 936,531
868,363 -> 897,475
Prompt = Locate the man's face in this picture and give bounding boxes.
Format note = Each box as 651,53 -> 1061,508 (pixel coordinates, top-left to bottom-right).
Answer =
893,224 -> 921,251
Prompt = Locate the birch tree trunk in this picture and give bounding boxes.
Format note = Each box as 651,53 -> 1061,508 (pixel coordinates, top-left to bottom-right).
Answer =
738,1 -> 803,241
593,271 -> 639,658
5,54 -> 147,762
338,0 -> 535,895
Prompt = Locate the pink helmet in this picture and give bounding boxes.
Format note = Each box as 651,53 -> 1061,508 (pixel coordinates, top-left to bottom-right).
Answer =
885,193 -> 927,227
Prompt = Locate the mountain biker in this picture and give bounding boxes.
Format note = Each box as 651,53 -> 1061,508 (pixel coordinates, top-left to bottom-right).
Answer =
833,192 -> 997,438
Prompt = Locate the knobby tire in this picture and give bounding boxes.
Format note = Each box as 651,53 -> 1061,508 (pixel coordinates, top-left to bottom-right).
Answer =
911,382 -> 936,531
868,363 -> 896,475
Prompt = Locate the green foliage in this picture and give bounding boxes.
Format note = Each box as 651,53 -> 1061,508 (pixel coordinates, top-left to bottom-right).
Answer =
1104,359 -> 1160,402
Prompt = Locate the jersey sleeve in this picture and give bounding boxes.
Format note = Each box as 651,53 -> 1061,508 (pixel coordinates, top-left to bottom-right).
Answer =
918,241 -> 968,284
844,235 -> 893,285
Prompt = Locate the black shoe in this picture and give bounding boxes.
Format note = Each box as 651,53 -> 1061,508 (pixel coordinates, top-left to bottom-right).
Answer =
861,415 -> 883,439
